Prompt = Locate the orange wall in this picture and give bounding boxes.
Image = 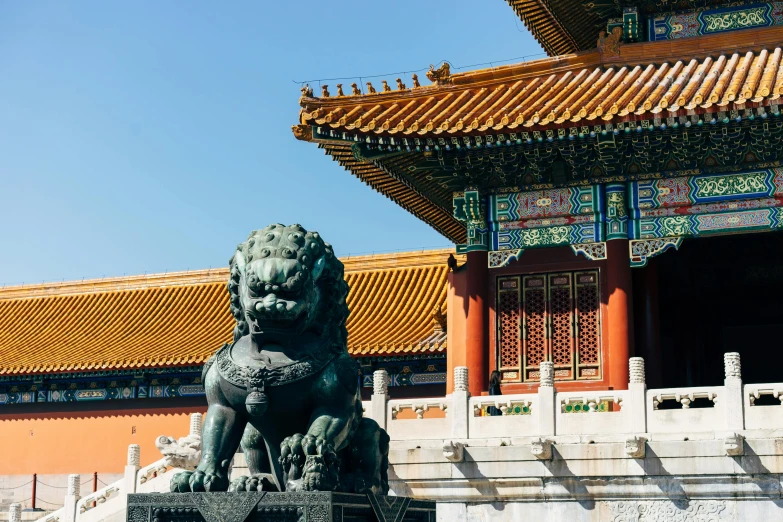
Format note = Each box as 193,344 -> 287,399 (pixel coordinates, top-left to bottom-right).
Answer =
0,404 -> 206,475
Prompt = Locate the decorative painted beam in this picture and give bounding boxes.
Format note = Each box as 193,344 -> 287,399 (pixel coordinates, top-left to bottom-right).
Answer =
453,189 -> 488,252
629,237 -> 684,268
571,242 -> 608,261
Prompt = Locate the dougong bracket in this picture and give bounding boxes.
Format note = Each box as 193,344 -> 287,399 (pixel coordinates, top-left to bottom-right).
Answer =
488,249 -> 524,268
629,237 -> 683,267
571,242 -> 607,261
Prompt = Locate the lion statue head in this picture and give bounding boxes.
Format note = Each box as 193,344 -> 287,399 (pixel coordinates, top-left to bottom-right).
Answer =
227,224 -> 349,347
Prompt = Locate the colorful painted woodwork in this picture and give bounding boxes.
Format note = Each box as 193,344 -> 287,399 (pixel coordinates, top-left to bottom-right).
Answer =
479,166 -> 783,267
486,186 -> 605,264
0,356 -> 448,406
649,2 -> 783,41
504,0 -> 781,54
628,169 -> 783,241
496,270 -> 601,383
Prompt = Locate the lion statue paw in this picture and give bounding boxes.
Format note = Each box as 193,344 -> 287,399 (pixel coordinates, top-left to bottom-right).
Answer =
170,469 -> 229,493
229,474 -> 278,492
281,434 -> 339,491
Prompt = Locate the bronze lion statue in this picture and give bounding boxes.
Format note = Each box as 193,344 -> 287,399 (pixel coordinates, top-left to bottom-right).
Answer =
171,224 -> 389,494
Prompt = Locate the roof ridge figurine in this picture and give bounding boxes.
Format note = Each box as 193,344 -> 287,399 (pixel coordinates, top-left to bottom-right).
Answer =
426,62 -> 452,85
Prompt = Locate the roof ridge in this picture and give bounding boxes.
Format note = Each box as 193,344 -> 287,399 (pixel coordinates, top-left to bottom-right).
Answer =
0,249 -> 459,301
299,26 -> 783,109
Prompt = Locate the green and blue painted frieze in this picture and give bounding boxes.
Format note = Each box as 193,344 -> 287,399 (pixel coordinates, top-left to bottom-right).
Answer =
628,168 -> 783,239
649,2 -> 783,41
488,185 -> 606,250
0,356 -> 446,406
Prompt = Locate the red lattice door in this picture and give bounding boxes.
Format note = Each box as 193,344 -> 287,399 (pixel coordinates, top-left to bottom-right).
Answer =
575,270 -> 602,380
495,270 -> 602,383
548,273 -> 575,381
496,277 -> 522,381
522,275 -> 547,382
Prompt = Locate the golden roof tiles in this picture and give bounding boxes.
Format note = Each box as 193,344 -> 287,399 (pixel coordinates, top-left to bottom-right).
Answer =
298,39 -> 783,139
0,250 -> 457,376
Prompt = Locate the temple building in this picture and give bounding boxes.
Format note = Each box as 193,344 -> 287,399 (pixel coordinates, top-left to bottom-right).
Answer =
293,0 -> 783,398
0,249 -> 452,486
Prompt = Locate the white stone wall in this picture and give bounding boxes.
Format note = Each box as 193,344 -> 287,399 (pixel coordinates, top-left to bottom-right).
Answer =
438,499 -> 783,521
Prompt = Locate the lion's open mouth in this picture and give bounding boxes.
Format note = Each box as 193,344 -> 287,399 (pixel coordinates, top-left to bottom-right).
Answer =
245,297 -> 310,335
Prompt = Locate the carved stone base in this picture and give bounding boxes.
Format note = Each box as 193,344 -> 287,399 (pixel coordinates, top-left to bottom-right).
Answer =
127,492 -> 435,522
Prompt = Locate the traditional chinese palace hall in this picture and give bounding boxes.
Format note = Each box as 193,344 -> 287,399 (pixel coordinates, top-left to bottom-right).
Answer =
0,250 -> 451,476
293,0 -> 783,396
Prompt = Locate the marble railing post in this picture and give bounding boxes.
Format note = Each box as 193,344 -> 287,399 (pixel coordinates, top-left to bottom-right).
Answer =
9,503 -> 21,522
125,444 -> 141,495
723,352 -> 744,431
628,357 -> 647,433
538,362 -> 556,436
189,412 -> 203,438
62,474 -> 81,522
451,366 -> 470,439
371,370 -> 388,431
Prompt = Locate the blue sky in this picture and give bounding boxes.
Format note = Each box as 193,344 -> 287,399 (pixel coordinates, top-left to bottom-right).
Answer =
0,1 -> 542,285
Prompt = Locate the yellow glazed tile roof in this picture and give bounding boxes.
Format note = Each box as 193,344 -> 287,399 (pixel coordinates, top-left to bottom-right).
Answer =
0,250 -> 457,376
299,40 -> 783,138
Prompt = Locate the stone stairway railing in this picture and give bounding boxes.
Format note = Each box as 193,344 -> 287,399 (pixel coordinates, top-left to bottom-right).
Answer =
364,352 -> 779,446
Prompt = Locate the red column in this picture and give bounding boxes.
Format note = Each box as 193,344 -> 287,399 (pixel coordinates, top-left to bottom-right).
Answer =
465,250 -> 489,395
606,239 -> 633,390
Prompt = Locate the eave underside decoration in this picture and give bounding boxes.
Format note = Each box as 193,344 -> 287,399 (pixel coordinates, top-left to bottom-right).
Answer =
503,0 -> 762,55
319,143 -> 466,243
505,0 -> 599,55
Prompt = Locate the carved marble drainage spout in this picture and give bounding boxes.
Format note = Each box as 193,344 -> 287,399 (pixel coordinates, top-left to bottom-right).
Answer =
531,438 -> 553,460
443,441 -> 465,463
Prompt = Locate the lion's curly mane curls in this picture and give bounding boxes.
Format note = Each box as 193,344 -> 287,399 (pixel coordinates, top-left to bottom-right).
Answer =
226,224 -> 349,347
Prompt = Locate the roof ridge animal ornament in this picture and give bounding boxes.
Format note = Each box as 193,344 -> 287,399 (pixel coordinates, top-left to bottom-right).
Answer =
299,84 -> 314,101
426,62 -> 452,85
171,224 -> 389,494
597,27 -> 623,58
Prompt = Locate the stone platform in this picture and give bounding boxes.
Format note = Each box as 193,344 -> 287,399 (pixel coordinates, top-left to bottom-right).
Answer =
126,492 -> 435,522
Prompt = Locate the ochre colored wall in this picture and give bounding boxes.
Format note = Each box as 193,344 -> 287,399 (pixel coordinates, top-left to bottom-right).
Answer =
0,404 -> 206,475
446,269 -> 468,394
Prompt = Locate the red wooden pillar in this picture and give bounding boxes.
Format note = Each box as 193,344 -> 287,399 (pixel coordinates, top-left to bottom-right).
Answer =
606,239 -> 633,390
465,250 -> 489,395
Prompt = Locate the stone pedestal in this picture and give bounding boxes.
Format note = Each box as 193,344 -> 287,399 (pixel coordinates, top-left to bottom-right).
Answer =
127,492 -> 435,522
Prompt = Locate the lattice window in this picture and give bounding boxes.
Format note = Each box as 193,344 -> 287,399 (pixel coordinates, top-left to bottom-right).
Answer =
575,271 -> 601,380
497,277 -> 521,381
549,273 -> 575,380
522,275 -> 547,382
496,270 -> 602,383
